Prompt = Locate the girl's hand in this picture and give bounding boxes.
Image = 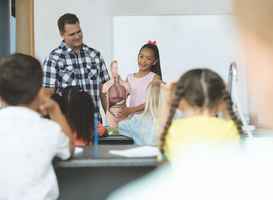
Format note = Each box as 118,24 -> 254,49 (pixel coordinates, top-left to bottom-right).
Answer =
38,97 -> 57,116
116,107 -> 132,119
161,77 -> 180,105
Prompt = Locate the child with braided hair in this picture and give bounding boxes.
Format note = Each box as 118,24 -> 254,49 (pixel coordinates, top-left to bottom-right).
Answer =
158,69 -> 242,162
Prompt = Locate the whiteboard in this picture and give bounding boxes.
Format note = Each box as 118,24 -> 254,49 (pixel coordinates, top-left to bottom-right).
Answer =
112,15 -> 248,113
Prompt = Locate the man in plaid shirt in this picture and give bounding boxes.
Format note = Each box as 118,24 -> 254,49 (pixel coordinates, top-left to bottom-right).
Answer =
42,13 -> 110,122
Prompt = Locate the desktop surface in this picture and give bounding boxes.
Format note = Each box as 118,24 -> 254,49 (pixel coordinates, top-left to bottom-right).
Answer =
55,145 -> 158,200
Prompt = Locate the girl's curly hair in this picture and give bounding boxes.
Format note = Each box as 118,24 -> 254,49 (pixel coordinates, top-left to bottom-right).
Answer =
62,86 -> 96,145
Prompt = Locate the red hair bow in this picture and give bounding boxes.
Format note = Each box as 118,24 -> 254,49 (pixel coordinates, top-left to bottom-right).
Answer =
147,40 -> 156,45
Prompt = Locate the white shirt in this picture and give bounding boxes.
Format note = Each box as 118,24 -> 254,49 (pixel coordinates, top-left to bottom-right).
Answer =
0,107 -> 70,200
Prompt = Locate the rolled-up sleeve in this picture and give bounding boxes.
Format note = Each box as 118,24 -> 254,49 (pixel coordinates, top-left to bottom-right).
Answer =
42,55 -> 57,88
98,54 -> 110,85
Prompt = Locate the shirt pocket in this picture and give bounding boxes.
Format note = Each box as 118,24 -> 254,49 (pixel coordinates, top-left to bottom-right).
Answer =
86,63 -> 99,81
58,62 -> 75,84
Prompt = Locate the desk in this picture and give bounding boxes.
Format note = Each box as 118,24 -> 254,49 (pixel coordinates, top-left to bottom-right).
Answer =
241,128 -> 273,148
241,128 -> 273,139
55,145 -> 158,200
98,132 -> 133,145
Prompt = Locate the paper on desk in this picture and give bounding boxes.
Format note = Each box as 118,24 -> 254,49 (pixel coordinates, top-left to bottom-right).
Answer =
108,131 -> 113,135
109,146 -> 159,158
74,147 -> 84,155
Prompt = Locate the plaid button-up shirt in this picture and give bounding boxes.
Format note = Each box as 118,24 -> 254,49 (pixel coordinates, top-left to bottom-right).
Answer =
42,41 -> 110,122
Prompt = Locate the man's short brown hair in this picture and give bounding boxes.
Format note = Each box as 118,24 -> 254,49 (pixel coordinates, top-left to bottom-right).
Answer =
58,13 -> 79,34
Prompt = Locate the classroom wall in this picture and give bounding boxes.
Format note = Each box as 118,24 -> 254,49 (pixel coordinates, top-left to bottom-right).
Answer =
34,0 -> 233,67
35,0 -> 240,124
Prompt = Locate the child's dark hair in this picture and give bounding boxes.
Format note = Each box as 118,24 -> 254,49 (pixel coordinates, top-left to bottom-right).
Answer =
0,53 -> 43,105
140,43 -> 162,78
50,93 -> 66,114
62,86 -> 95,145
43,93 -> 65,119
160,69 -> 243,157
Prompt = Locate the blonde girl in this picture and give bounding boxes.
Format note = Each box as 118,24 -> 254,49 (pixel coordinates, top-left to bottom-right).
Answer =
119,80 -> 181,145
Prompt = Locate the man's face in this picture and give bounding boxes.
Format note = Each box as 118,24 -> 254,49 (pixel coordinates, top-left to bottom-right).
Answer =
60,22 -> 83,51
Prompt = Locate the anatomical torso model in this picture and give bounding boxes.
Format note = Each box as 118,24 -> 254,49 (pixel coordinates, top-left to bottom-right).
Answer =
102,61 -> 131,127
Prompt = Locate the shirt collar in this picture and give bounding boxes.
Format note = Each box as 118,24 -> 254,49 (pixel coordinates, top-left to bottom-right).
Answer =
60,40 -> 88,54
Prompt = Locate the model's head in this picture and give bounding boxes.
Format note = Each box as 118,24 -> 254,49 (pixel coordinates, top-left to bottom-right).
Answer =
138,42 -> 162,78
0,53 -> 43,106
58,13 -> 83,51
234,0 -> 273,123
110,61 -> 118,77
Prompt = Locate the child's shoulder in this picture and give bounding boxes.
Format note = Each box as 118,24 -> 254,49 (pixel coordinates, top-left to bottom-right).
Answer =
170,116 -> 238,136
127,73 -> 134,79
0,107 -> 64,140
127,71 -> 156,81
172,116 -> 231,125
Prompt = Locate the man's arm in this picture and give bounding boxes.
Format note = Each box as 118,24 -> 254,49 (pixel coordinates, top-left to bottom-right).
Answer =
42,54 -> 59,97
97,52 -> 110,113
44,87 -> 56,97
100,84 -> 107,113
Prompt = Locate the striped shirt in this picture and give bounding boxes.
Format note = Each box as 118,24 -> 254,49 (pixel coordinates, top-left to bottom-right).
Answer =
127,72 -> 156,119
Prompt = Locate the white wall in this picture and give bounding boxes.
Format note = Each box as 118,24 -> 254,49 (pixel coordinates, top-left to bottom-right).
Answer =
34,0 -> 233,67
113,15 -> 247,113
35,0 -> 246,124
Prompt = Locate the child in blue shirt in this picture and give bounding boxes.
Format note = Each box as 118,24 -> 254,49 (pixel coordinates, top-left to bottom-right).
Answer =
118,80 -> 181,145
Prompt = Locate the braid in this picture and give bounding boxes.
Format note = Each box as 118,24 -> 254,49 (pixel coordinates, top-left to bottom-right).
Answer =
223,91 -> 243,135
159,85 -> 185,157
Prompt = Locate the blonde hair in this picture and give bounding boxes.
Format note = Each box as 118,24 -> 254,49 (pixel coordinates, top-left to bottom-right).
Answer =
138,80 -> 164,139
234,0 -> 273,45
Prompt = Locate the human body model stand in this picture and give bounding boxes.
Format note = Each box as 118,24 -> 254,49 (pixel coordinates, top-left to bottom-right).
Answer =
102,61 -> 131,127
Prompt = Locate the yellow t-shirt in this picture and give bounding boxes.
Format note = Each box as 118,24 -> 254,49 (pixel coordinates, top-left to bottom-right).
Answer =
160,116 -> 241,161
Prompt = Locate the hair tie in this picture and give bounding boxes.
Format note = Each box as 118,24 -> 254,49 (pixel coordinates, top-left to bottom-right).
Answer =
58,91 -> 62,96
79,89 -> 83,92
147,40 -> 156,45
161,154 -> 166,159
